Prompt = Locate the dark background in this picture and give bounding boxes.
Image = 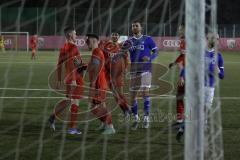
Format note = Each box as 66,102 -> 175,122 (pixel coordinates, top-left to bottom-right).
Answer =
0,0 -> 239,36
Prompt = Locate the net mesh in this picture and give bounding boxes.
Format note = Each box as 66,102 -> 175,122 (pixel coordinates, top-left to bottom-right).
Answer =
0,0 -> 225,160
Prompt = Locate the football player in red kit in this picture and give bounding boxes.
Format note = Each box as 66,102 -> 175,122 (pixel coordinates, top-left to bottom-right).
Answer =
30,34 -> 37,60
103,33 -> 130,117
86,33 -> 115,135
169,24 -> 186,127
48,27 -> 85,135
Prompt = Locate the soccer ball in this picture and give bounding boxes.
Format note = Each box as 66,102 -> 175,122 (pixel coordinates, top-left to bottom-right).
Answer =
121,39 -> 133,50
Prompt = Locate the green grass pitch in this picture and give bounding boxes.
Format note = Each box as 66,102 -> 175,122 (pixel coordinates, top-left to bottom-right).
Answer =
0,50 -> 239,160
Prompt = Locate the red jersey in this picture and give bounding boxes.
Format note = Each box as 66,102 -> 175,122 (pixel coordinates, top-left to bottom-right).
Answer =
98,39 -> 109,50
89,48 -> 108,90
179,38 -> 186,54
103,41 -> 128,71
175,54 -> 185,66
30,36 -> 37,49
57,42 -> 83,84
175,38 -> 186,66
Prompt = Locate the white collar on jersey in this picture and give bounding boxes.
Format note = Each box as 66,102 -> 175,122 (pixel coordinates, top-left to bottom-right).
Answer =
133,35 -> 143,39
206,48 -> 215,52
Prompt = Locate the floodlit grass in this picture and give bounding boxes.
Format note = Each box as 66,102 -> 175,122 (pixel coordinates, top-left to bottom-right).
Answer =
0,50 -> 239,160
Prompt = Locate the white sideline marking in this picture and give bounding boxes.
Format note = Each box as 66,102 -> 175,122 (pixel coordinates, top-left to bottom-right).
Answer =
0,88 -> 239,99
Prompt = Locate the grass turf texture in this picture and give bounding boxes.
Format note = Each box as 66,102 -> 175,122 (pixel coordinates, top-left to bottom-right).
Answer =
0,51 -> 239,160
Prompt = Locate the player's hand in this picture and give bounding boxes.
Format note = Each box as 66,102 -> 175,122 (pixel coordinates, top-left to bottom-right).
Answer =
73,56 -> 81,67
77,64 -> 88,74
142,56 -> 150,62
56,81 -> 63,89
124,68 -> 128,75
169,62 -> 175,69
215,65 -> 221,73
178,77 -> 185,87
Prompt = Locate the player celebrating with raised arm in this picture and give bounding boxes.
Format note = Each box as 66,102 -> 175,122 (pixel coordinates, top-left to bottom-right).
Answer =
30,34 -> 37,60
86,33 -> 116,135
48,27 -> 85,135
128,20 -> 158,129
103,32 -> 131,118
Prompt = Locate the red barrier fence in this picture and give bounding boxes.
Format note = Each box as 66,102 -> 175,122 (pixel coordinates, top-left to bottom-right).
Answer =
2,35 -> 240,51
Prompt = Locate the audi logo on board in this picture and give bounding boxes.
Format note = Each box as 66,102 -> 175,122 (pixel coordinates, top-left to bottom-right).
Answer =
163,40 -> 180,47
76,39 -> 85,47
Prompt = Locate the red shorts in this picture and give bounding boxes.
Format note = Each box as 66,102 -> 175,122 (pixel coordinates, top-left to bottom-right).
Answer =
65,79 -> 84,99
176,84 -> 185,97
92,89 -> 106,104
90,81 -> 107,104
106,62 -> 125,88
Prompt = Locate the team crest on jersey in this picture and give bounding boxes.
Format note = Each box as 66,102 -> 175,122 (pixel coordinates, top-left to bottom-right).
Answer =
130,45 -> 144,51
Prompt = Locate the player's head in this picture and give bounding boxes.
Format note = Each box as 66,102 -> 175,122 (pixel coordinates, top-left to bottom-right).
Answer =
207,32 -> 219,49
64,26 -> 77,42
86,33 -> 99,50
111,32 -> 119,43
132,20 -> 142,35
178,24 -> 185,38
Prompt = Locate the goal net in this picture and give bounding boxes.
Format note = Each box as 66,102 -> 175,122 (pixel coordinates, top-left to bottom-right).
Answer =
0,1 -> 225,160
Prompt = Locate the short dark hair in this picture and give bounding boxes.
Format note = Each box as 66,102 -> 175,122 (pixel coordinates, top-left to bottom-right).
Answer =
86,33 -> 99,40
132,20 -> 142,26
64,26 -> 75,37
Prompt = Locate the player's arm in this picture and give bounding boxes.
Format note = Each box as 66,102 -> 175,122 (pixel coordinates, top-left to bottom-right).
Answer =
149,37 -> 158,61
142,37 -> 158,62
73,48 -> 87,74
57,48 -> 65,82
169,54 -> 184,69
217,53 -> 224,79
178,68 -> 185,86
88,55 -> 102,88
74,57 -> 87,74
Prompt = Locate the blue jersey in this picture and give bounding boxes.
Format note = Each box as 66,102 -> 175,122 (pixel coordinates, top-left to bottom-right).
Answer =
128,35 -> 158,72
205,49 -> 224,87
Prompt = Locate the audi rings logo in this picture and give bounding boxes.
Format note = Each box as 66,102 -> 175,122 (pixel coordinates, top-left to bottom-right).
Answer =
163,40 -> 180,48
38,37 -> 44,48
227,39 -> 236,49
76,39 -> 85,47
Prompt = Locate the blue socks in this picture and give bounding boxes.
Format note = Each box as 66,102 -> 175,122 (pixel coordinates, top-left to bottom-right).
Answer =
131,100 -> 138,116
143,96 -> 150,116
131,97 -> 150,116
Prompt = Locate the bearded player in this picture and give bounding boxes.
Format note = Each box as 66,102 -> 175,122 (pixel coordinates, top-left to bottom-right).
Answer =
103,32 -> 131,118
128,20 -> 158,129
48,27 -> 86,135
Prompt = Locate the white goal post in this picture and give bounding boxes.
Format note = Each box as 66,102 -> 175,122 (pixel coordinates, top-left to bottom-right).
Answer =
0,32 -> 29,52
